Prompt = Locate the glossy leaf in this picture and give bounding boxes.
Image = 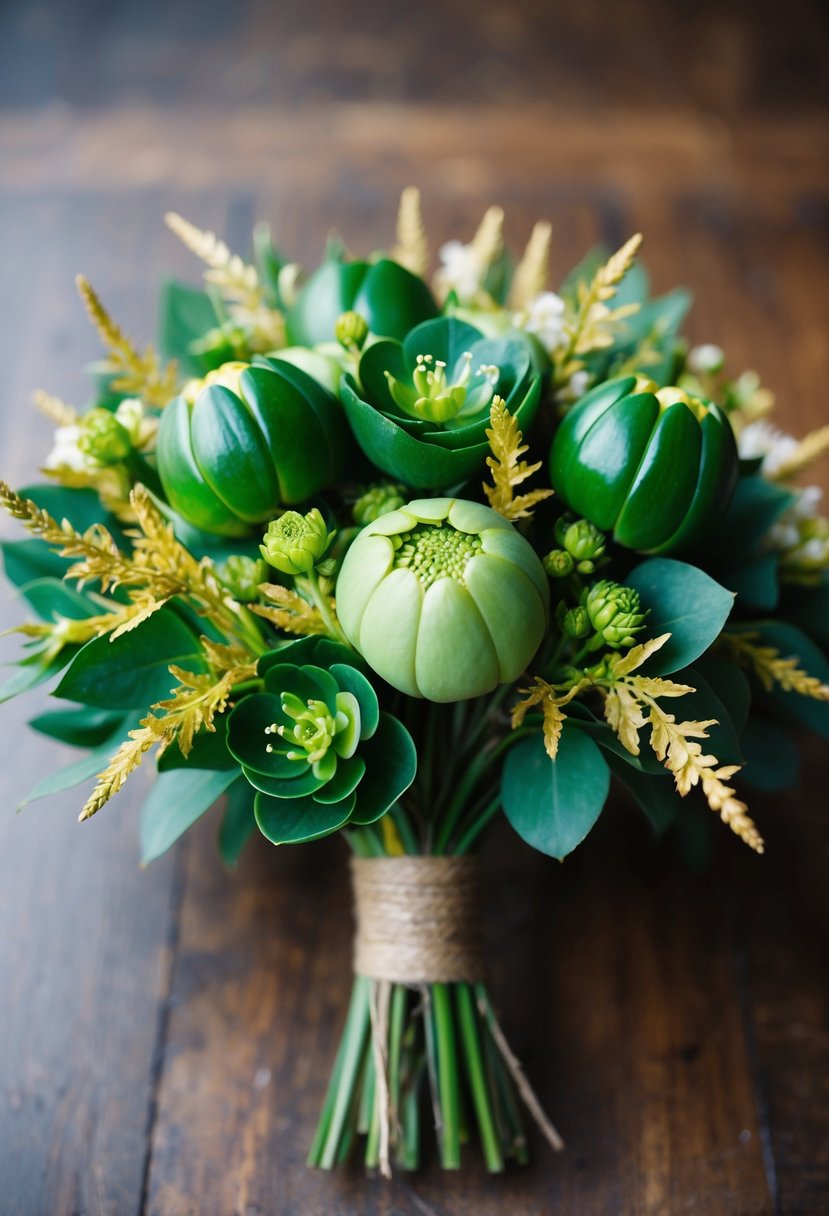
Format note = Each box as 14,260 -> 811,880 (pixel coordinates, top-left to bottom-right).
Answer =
348,713 -> 417,825
254,790 -> 355,845
740,717 -> 800,791
626,558 -> 734,674
157,277 -> 219,377
218,778 -> 257,867
29,705 -> 127,749
18,714 -> 133,808
55,607 -> 206,708
501,725 -> 610,859
140,766 -> 239,863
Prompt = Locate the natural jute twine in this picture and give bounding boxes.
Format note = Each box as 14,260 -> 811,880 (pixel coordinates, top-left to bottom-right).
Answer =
350,856 -> 563,1177
352,855 -> 484,984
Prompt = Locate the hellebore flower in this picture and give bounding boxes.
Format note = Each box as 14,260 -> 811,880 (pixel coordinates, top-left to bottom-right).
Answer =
336,498 -> 549,702
226,638 -> 416,844
341,317 -> 540,489
156,358 -> 350,537
585,580 -> 648,649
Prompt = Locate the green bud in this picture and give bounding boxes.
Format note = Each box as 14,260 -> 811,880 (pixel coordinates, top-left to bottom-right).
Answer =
562,519 -> 606,563
585,579 -> 648,649
353,483 -> 407,526
542,549 -> 574,578
576,559 -> 595,575
260,508 -> 333,576
335,310 -> 370,351
563,605 -> 591,638
216,555 -> 269,602
77,409 -> 133,465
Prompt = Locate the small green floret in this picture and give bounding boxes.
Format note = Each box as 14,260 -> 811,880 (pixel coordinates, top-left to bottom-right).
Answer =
585,580 -> 648,649
260,508 -> 332,576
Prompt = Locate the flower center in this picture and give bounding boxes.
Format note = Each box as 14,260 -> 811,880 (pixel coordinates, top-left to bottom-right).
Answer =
385,353 -> 500,425
264,687 -> 361,780
392,523 -> 483,589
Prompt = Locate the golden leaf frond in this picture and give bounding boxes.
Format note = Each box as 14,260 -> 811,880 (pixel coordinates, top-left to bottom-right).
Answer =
32,389 -> 77,426
556,234 -> 643,387
483,397 -> 554,521
508,221 -> 552,310
80,650 -> 258,821
721,631 -> 829,700
604,633 -> 671,678
647,703 -> 763,852
165,212 -> 285,350
512,676 -> 588,759
251,583 -> 330,637
770,425 -> 829,482
75,275 -> 178,407
471,205 -> 505,269
392,186 -> 429,277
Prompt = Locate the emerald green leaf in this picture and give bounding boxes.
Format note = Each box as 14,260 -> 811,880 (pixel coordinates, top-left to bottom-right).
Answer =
781,578 -> 829,650
55,607 -> 206,708
218,778 -> 257,866
17,577 -> 101,622
348,712 -> 417,825
626,558 -> 734,674
140,766 -> 239,863
567,703 -> 668,775
157,715 -> 238,771
157,277 -> 219,377
603,749 -> 679,834
501,725 -> 610,859
695,653 -> 752,736
708,475 -> 795,559
254,790 -> 354,844
740,717 -> 799,791
18,714 -> 133,808
29,705 -> 126,748
18,484 -> 116,533
0,538 -> 69,587
726,554 -> 780,612
0,647 -> 77,704
667,665 -> 743,766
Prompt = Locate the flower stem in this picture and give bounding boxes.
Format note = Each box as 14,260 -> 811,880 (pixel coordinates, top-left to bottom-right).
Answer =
431,982 -> 461,1168
456,983 -> 504,1171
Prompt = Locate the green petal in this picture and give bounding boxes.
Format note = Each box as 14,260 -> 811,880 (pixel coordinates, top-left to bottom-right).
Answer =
464,554 -> 546,681
335,532 -> 396,643
227,694 -> 290,774
255,791 -> 354,844
330,663 -> 380,739
333,691 -> 361,758
314,755 -> 366,804
359,567 -> 423,698
312,750 -> 338,782
415,577 -> 499,702
243,762 -> 327,798
349,713 -> 417,825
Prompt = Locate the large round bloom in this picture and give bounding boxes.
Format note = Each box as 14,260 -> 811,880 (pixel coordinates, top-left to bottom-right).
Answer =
336,498 -> 549,702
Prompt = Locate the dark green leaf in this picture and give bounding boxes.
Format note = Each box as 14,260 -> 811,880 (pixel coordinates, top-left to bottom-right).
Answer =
218,778 -> 257,866
0,538 -> 69,587
695,653 -> 752,736
501,725 -> 610,859
626,558 -> 735,674
0,647 -> 76,704
29,705 -> 127,748
604,749 -> 679,834
18,484 -> 114,533
157,714 -> 238,771
157,277 -> 219,377
17,577 -> 101,622
708,475 -> 795,560
18,714 -> 133,808
55,607 -> 206,708
740,716 -> 799,791
726,554 -> 780,612
254,790 -> 354,844
736,621 -> 829,739
668,665 -> 744,766
349,712 -> 417,825
139,766 -> 239,863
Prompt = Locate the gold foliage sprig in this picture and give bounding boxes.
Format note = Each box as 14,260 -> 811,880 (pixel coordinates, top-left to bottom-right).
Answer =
80,638 -> 257,821
769,425 -> 829,482
75,275 -> 178,408
32,389 -> 77,426
595,633 -> 764,852
470,205 -> 505,270
720,631 -> 829,701
511,676 -> 590,759
250,582 -> 331,637
165,212 -> 284,350
392,187 -> 429,277
508,221 -> 552,311
0,482 -> 263,653
483,397 -> 554,521
556,234 -> 643,388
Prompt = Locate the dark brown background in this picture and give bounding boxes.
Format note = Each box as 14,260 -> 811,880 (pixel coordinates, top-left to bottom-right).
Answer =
1,2 -> 828,1213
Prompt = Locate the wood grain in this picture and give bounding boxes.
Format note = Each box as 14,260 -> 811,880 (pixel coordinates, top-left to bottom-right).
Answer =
1,2 -> 828,1211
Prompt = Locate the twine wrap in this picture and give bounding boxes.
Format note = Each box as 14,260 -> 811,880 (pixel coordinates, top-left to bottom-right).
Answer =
351,856 -> 484,984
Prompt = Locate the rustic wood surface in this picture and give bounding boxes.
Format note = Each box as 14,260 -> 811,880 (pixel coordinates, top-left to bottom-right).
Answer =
0,2 -> 827,1213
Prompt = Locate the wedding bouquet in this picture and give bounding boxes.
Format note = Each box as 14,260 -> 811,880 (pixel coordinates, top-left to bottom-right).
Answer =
3,191 -> 828,1175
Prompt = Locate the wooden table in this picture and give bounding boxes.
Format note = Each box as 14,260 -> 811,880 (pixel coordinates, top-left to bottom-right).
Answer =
1,3 -> 828,1212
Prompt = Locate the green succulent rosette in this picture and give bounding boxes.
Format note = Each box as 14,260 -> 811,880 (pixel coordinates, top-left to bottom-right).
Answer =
336,497 -> 549,702
156,359 -> 350,537
286,255 -> 439,346
226,637 -> 416,844
341,317 -> 541,489
550,374 -> 739,554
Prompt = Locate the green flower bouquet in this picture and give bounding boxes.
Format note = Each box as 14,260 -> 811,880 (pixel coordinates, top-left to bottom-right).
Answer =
3,191 -> 828,1176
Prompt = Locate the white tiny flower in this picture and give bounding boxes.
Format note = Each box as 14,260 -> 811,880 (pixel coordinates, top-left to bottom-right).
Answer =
737,420 -> 799,477
437,239 -> 483,301
765,486 -> 823,553
687,344 -> 725,375
517,291 -> 566,353
567,370 -> 589,400
44,425 -> 98,474
115,398 -> 157,450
